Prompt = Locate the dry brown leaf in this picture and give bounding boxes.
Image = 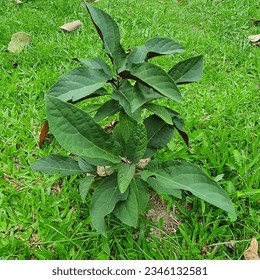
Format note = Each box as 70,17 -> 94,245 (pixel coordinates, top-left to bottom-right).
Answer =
103,120 -> 118,134
8,32 -> 32,53
225,240 -> 235,250
137,158 -> 151,169
97,166 -> 113,177
39,120 -> 49,148
59,20 -> 83,32
248,34 -> 260,43
244,238 -> 260,260
248,34 -> 260,47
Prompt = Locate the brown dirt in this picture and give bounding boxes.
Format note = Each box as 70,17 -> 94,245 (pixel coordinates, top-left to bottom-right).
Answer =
145,192 -> 182,238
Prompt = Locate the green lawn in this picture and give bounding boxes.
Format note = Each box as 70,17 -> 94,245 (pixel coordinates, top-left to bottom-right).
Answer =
0,0 -> 259,260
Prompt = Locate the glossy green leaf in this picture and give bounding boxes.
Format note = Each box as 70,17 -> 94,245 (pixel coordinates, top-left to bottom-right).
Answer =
131,82 -> 163,112
145,37 -> 185,58
131,178 -> 150,214
113,184 -> 139,227
79,58 -> 113,78
117,163 -> 136,193
112,81 -> 141,122
125,123 -> 147,163
79,156 -> 112,167
167,108 -> 189,147
141,160 -> 236,216
126,37 -> 185,67
145,176 -> 182,199
47,67 -> 110,102
79,176 -> 94,202
168,55 -> 203,84
45,96 -> 120,164
73,88 -> 108,105
78,157 -> 96,173
94,99 -> 122,122
145,103 -> 173,125
124,62 -> 183,103
118,112 -> 137,143
85,3 -> 126,69
144,115 -> 174,157
90,175 -> 128,236
30,155 -> 83,176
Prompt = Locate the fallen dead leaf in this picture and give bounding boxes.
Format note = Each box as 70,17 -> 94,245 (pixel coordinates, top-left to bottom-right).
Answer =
248,34 -> 260,43
244,237 -> 260,260
248,34 -> 260,47
103,120 -> 118,134
51,181 -> 62,195
39,120 -> 49,148
15,0 -> 22,4
137,158 -> 151,169
86,0 -> 99,2
97,166 -> 114,177
225,240 -> 235,250
59,20 -> 83,32
8,32 -> 32,53
29,233 -> 41,249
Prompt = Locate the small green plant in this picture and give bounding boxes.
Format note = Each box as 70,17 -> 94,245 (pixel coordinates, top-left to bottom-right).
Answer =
31,3 -> 236,236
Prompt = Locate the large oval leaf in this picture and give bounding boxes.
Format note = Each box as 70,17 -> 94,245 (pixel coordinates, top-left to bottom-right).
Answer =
79,176 -> 94,202
78,156 -> 112,167
117,112 -> 137,143
117,163 -> 136,194
145,103 -> 173,125
145,37 -> 185,58
168,55 -> 203,84
78,157 -> 97,172
30,154 -> 85,176
47,67 -> 110,102
111,81 -> 141,122
113,184 -> 139,227
123,62 -> 183,103
45,96 -> 120,164
144,115 -> 174,158
167,108 -> 189,147
94,99 -> 122,123
113,178 -> 150,227
126,37 -> 185,67
125,123 -> 147,163
90,175 -> 129,236
131,178 -> 150,214
85,3 -> 126,69
141,160 -> 236,216
79,58 -> 113,78
131,82 -> 163,112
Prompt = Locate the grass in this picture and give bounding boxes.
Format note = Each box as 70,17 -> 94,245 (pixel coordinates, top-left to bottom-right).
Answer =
0,0 -> 259,260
